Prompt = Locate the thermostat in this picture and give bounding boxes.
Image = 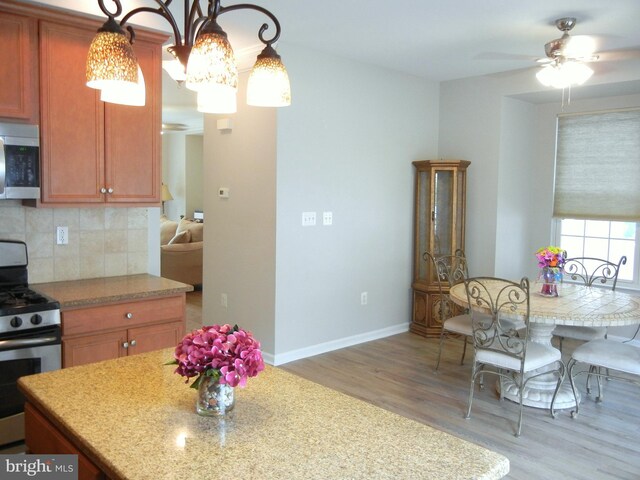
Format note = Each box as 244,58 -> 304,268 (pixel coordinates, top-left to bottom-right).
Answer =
218,187 -> 229,198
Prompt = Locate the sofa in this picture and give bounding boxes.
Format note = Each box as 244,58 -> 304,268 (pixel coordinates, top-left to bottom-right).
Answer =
160,216 -> 203,287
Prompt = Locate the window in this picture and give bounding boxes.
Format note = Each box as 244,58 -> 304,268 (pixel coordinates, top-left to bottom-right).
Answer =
555,219 -> 637,284
553,108 -> 640,287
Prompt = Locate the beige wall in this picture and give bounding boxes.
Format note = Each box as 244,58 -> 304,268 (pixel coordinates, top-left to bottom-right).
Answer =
0,202 -> 150,284
185,135 -> 204,219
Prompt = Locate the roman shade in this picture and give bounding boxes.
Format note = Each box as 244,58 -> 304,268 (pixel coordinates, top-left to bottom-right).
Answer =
553,108 -> 640,221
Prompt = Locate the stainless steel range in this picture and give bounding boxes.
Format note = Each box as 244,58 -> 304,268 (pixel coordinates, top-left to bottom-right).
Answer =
0,240 -> 60,447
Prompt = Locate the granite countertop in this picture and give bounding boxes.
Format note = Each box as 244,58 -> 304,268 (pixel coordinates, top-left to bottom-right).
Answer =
19,349 -> 509,480
32,274 -> 193,308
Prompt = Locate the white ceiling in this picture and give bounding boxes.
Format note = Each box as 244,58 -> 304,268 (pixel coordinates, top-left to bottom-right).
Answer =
160,0 -> 640,131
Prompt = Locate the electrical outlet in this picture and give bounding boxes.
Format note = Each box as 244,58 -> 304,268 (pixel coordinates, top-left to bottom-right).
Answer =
361,292 -> 368,305
221,293 -> 228,308
323,211 -> 333,226
56,226 -> 68,245
302,211 -> 316,226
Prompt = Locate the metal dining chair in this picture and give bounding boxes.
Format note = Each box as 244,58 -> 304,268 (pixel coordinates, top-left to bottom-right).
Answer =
463,276 -> 565,437
430,252 -> 525,373
565,324 -> 640,418
553,255 -> 627,351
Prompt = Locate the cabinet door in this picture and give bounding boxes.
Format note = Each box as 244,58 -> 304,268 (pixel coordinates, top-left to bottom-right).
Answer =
0,12 -> 37,122
128,321 -> 184,356
63,330 -> 125,368
104,38 -> 161,203
40,21 -> 105,203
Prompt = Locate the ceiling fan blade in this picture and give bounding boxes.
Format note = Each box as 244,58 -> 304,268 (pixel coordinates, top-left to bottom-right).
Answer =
597,48 -> 640,62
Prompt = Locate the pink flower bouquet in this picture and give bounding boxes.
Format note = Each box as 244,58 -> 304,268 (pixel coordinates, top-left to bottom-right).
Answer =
170,324 -> 264,389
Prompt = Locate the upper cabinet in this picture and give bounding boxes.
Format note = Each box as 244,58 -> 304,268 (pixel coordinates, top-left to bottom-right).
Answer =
39,20 -> 162,205
0,11 -> 38,123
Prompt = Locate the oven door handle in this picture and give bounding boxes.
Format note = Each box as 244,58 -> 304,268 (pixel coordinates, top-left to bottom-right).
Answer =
0,336 -> 59,351
0,136 -> 5,196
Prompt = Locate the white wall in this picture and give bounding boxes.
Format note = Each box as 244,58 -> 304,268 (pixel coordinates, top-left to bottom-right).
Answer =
185,135 -> 204,219
162,134 -> 187,221
273,44 -> 439,362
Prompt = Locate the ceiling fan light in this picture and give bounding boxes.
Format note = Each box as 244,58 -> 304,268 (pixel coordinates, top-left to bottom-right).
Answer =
100,65 -> 145,106
197,87 -> 237,114
562,61 -> 593,85
247,46 -> 291,107
86,20 -> 139,90
536,65 -> 558,87
185,21 -> 238,93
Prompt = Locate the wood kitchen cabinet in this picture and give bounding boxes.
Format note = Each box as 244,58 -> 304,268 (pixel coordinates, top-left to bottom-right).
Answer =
39,19 -> 163,205
0,10 -> 38,123
62,295 -> 185,368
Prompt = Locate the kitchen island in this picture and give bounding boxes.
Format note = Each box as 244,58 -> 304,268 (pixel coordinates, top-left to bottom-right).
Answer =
19,349 -> 509,480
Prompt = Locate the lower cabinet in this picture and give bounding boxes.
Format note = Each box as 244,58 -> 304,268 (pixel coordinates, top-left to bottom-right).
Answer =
62,295 -> 185,368
24,403 -> 105,480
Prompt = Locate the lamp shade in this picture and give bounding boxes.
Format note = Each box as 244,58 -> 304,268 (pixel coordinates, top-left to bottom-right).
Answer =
100,65 -> 145,106
536,61 -> 593,89
161,184 -> 174,202
246,45 -> 291,107
185,20 -> 238,93
86,18 -> 139,90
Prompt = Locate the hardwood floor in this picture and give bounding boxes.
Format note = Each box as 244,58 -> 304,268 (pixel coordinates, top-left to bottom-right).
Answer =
282,333 -> 640,480
184,294 -> 638,479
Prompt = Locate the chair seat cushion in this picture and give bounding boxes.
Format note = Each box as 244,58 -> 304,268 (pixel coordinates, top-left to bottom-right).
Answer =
572,339 -> 640,375
553,325 -> 606,341
476,341 -> 561,372
444,314 -> 522,336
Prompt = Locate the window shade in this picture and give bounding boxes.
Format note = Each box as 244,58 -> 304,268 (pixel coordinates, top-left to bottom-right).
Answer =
553,109 -> 640,221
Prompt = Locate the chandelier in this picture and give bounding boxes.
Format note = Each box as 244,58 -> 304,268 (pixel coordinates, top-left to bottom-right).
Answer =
85,0 -> 291,113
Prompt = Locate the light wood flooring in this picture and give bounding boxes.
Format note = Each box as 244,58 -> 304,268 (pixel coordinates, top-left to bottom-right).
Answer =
188,292 -> 640,479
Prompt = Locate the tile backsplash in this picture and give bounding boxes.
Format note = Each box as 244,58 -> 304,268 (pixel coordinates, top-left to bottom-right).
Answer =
0,202 -> 149,283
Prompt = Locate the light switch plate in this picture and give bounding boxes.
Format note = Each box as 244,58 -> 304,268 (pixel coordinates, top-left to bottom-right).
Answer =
302,212 -> 316,226
323,211 -> 333,226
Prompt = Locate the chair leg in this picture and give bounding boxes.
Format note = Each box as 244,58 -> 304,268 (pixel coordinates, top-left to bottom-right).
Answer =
434,330 -> 447,373
516,375 -> 524,437
567,358 -> 580,418
549,361 -> 565,419
465,363 -> 477,420
460,337 -> 468,365
596,367 -> 605,403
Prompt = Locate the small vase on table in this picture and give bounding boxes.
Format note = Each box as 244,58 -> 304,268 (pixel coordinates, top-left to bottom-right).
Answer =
539,267 -> 561,297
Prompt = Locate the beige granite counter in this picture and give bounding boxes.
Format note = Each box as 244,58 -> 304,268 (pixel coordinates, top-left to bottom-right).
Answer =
32,274 -> 193,308
19,349 -> 509,480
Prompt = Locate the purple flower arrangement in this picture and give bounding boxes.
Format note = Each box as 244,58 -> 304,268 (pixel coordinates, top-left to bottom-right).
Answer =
535,246 -> 567,272
171,324 -> 265,389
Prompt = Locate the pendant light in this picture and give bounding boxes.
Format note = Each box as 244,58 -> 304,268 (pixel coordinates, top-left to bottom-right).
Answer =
87,0 -> 291,112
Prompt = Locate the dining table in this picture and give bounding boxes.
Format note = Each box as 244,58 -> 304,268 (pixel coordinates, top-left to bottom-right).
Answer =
449,281 -> 640,410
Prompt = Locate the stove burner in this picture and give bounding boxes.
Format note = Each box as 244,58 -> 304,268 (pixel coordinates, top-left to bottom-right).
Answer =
0,286 -> 56,310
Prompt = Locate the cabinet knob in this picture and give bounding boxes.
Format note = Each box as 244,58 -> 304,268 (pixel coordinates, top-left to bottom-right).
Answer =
100,187 -> 107,194
122,342 -> 129,349
107,187 -> 114,194
125,312 -> 133,319
130,340 -> 137,347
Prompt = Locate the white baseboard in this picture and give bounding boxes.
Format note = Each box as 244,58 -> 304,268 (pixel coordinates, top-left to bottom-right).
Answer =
262,322 -> 410,366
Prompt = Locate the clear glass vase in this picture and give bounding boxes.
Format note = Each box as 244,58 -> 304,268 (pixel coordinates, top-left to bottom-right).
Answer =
196,376 -> 235,416
539,267 -> 561,297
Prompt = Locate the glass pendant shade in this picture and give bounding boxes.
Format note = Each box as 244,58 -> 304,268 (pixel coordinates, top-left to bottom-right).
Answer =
86,28 -> 139,90
246,46 -> 291,107
197,87 -> 237,114
536,61 -> 593,89
185,22 -> 238,93
100,66 -> 145,106
162,59 -> 187,83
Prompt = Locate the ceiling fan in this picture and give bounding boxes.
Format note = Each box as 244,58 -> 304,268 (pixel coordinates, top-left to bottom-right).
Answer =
536,17 -> 598,89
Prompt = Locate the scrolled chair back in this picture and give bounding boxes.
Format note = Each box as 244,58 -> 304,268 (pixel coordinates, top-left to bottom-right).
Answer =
423,251 -> 468,288
562,256 -> 627,290
464,277 -> 530,362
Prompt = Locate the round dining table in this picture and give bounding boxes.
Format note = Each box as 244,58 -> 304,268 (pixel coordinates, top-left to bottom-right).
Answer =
449,281 -> 640,409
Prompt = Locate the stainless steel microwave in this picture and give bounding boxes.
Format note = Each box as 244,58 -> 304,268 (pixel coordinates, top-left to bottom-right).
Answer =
0,123 -> 40,200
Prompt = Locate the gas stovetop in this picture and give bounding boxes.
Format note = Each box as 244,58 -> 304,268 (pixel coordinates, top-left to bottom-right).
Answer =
0,240 -> 61,334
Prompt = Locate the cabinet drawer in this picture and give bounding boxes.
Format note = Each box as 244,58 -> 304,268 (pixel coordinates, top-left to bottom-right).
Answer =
63,295 -> 184,337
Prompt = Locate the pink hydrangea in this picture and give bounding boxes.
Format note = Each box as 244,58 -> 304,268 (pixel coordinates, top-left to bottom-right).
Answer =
173,324 -> 264,388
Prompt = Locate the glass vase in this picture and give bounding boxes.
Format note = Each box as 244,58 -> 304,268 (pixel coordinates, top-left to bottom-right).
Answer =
539,267 -> 561,297
196,376 -> 235,416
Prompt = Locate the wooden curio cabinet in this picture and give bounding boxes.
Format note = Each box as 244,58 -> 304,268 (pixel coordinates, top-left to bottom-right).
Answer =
411,160 -> 469,337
